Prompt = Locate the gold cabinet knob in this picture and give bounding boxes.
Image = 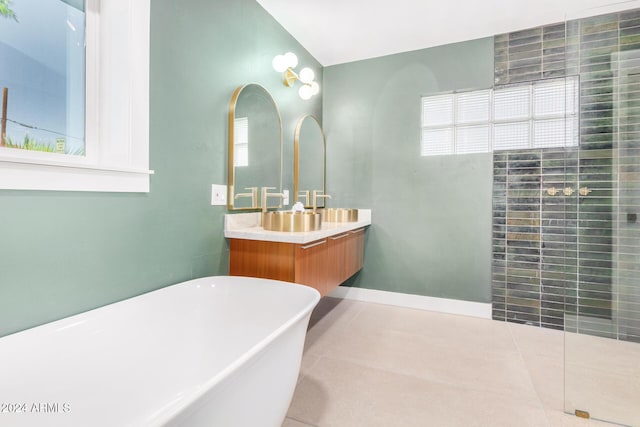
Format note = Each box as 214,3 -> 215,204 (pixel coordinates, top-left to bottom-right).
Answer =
563,187 -> 574,196
547,187 -> 559,196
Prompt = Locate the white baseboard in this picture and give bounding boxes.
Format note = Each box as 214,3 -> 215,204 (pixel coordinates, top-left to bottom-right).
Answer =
328,286 -> 492,319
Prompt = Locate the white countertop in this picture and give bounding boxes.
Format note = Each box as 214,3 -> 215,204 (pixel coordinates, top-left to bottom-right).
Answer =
224,209 -> 371,244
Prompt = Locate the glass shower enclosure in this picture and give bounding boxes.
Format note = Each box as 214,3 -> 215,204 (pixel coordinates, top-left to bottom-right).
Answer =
564,2 -> 640,425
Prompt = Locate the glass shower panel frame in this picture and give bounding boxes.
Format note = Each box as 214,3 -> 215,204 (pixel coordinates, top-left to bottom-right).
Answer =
564,2 -> 640,425
613,49 -> 640,345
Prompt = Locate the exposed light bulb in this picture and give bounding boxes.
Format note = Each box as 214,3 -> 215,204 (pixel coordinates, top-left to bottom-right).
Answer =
298,84 -> 313,101
310,81 -> 320,95
272,55 -> 288,72
299,84 -> 312,100
274,52 -> 317,96
299,67 -> 315,84
284,52 -> 298,68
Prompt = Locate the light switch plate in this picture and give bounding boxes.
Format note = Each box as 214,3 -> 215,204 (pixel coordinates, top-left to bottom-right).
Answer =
211,184 -> 227,205
283,189 -> 289,206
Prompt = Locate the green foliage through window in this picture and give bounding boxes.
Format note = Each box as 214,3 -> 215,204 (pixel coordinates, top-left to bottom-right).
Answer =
0,0 -> 18,22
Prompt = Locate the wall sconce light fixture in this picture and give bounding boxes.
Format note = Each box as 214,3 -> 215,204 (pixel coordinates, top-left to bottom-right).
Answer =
272,52 -> 320,100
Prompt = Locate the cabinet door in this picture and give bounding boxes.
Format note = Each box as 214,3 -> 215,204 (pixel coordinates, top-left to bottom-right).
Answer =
327,232 -> 350,292
345,228 -> 365,279
229,239 -> 295,282
295,239 -> 328,296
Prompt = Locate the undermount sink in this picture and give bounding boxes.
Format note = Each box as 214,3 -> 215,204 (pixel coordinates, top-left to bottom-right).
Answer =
262,211 -> 322,232
319,208 -> 359,223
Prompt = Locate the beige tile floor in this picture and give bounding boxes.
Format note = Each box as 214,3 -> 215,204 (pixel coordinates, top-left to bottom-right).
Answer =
281,297 -> 639,427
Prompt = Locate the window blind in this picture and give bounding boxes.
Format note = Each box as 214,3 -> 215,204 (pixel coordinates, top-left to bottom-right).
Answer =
234,117 -> 249,167
457,125 -> 490,154
494,85 -> 530,121
422,94 -> 453,127
421,128 -> 452,156
421,76 -> 579,156
457,90 -> 491,124
493,122 -> 530,151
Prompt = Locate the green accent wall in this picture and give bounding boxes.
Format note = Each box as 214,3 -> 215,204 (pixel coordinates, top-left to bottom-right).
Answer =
0,0 -> 321,337
323,39 -> 494,303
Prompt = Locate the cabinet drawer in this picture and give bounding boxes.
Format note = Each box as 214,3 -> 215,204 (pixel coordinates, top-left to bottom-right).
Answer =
229,239 -> 295,282
229,227 -> 366,297
295,239 -> 328,296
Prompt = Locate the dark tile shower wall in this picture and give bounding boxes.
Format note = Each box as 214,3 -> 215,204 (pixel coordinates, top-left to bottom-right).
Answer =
492,149 -> 578,330
492,9 -> 640,334
494,22 -> 570,85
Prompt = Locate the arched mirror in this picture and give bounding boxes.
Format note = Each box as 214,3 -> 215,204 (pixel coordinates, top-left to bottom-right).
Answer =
228,84 -> 282,210
294,115 -> 325,208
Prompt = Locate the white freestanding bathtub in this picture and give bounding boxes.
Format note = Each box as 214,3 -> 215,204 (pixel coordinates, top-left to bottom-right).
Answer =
0,276 -> 320,427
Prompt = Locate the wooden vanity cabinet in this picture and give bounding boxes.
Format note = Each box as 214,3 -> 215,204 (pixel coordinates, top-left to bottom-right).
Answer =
294,239 -> 328,296
328,228 -> 365,286
229,227 -> 365,297
346,228 -> 365,278
228,239 -> 295,282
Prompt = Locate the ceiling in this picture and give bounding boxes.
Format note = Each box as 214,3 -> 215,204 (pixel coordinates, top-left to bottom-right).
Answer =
256,0 -> 640,66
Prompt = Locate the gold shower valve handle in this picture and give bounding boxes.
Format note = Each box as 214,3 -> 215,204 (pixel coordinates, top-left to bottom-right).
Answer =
563,187 -> 575,196
579,187 -> 592,196
546,187 -> 559,196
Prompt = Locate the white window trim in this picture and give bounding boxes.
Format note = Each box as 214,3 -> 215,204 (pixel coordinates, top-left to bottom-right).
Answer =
0,0 -> 153,192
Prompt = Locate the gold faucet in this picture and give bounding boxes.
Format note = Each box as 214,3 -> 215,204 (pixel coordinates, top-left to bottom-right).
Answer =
312,190 -> 331,213
298,190 -> 310,206
261,187 -> 285,213
234,187 -> 258,208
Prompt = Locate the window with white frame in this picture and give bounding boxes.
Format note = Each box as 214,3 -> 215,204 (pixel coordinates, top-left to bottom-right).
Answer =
0,0 -> 86,156
0,0 -> 151,192
421,76 -> 579,156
